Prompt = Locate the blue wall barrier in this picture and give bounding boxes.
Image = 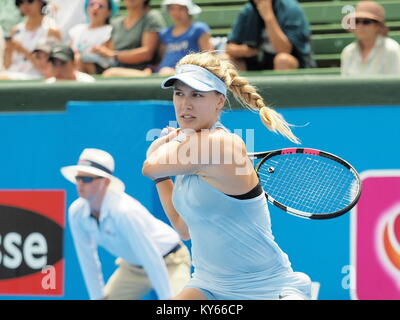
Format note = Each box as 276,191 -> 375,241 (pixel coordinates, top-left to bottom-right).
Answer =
0,101 -> 399,300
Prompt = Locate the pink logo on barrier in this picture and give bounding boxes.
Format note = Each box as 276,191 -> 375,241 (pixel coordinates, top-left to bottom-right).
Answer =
377,204 -> 400,287
351,170 -> 400,300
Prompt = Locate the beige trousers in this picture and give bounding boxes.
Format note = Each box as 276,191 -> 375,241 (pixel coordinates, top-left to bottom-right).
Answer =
104,244 -> 191,300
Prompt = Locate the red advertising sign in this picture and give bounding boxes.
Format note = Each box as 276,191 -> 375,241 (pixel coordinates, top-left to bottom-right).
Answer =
351,170 -> 400,300
0,190 -> 65,296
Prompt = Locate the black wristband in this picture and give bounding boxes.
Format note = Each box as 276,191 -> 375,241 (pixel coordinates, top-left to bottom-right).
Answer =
154,176 -> 171,184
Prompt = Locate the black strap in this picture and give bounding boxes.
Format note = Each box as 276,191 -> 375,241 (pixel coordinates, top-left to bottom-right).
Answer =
225,182 -> 263,200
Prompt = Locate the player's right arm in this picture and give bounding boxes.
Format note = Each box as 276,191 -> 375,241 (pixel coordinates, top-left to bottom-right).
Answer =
155,179 -> 190,241
145,129 -> 190,240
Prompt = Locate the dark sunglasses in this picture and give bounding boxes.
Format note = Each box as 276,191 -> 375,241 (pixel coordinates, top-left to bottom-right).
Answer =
16,0 -> 35,7
75,176 -> 104,183
355,18 -> 379,26
88,1 -> 108,9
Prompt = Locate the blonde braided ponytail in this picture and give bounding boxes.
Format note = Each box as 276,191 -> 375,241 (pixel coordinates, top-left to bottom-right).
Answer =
177,52 -> 300,144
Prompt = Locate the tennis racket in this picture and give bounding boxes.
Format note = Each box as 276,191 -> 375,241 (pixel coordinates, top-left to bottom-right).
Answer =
248,148 -> 361,220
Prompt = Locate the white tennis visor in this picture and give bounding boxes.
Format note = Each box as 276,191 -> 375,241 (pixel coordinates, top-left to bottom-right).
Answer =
161,64 -> 227,97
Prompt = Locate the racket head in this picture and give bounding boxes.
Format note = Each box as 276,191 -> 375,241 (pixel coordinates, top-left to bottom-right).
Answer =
253,148 -> 362,220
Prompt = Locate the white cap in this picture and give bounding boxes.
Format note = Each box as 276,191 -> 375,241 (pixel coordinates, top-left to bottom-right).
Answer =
162,0 -> 202,16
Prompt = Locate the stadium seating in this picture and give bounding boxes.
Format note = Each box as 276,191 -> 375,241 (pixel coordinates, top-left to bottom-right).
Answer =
116,0 -> 400,69
1,1 -> 400,112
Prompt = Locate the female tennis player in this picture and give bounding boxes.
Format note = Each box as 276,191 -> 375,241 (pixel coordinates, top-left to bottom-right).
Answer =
142,51 -> 311,300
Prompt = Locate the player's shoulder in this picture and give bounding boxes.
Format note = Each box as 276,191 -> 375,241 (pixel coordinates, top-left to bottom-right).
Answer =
188,126 -> 231,144
202,128 -> 246,159
190,125 -> 240,145
210,128 -> 244,146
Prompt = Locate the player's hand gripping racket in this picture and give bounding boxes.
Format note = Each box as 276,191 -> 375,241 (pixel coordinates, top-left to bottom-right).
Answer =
248,148 -> 361,219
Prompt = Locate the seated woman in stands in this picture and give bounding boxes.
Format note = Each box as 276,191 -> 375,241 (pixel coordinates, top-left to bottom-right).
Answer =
156,0 -> 213,76
341,0 -> 400,75
93,0 -> 166,77
68,0 -> 119,75
1,0 -> 62,80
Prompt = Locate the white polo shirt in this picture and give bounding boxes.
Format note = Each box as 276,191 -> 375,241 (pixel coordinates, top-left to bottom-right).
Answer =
69,189 -> 180,300
341,35 -> 400,75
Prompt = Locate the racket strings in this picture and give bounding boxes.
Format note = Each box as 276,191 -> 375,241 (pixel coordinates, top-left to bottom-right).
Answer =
258,154 -> 358,214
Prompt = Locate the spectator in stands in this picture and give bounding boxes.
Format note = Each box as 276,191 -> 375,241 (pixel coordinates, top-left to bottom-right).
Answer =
46,44 -> 95,82
0,0 -> 21,74
0,0 -> 23,38
93,0 -> 166,77
341,1 -> 400,75
157,0 -> 213,76
1,0 -> 62,80
0,26 -> 4,72
46,0 -> 87,43
225,0 -> 315,71
69,0 -> 119,75
32,42 -> 53,79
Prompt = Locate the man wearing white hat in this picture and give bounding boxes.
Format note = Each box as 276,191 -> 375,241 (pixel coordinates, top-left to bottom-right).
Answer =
61,148 -> 191,300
